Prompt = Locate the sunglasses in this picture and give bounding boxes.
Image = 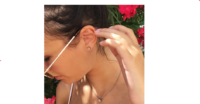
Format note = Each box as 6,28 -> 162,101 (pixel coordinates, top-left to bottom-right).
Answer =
44,29 -> 81,79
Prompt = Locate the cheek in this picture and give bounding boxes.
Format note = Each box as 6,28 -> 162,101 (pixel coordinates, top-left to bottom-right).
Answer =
51,49 -> 88,78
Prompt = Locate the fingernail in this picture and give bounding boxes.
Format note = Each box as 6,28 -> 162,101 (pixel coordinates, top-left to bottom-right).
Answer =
109,26 -> 113,28
95,29 -> 101,33
99,41 -> 104,44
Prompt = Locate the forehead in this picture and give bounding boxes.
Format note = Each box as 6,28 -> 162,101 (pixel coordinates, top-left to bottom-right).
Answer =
44,35 -> 65,54
45,34 -> 60,44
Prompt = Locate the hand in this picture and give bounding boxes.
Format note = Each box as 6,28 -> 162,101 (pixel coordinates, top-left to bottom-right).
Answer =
95,25 -> 144,104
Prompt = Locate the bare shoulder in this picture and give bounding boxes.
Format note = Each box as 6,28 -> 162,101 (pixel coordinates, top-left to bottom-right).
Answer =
56,81 -> 72,104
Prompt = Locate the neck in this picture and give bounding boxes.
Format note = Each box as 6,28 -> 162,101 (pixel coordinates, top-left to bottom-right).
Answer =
86,47 -> 122,97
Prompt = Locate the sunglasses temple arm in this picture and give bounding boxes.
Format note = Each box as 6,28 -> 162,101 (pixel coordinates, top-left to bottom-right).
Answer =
45,36 -> 76,72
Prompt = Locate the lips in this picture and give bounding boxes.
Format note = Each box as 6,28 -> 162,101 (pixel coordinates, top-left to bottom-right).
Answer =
55,76 -> 62,80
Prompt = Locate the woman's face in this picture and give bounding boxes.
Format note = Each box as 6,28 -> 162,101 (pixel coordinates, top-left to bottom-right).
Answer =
44,27 -> 97,84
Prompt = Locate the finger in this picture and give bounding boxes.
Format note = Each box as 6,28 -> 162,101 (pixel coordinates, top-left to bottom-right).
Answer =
95,30 -> 120,39
110,25 -> 138,45
95,30 -> 130,47
118,59 -> 128,85
100,39 -> 132,60
95,28 -> 132,44
95,31 -> 128,46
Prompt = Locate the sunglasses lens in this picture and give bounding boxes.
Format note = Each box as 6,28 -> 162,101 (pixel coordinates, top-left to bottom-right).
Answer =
44,72 -> 54,79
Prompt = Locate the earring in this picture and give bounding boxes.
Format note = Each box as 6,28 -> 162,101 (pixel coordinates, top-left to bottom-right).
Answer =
87,47 -> 91,50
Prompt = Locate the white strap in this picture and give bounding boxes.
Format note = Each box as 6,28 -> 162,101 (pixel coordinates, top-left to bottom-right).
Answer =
45,36 -> 75,73
68,83 -> 73,104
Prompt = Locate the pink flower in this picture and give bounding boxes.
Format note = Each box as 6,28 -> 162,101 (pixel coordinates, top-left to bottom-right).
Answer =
44,96 -> 56,104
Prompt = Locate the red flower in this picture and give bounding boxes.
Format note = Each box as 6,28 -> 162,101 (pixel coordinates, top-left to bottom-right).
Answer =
44,96 -> 56,104
119,5 -> 139,21
119,5 -> 132,21
131,5 -> 139,17
136,26 -> 144,37
123,15 -> 127,21
136,26 -> 145,48
137,37 -> 144,48
137,37 -> 143,44
137,38 -> 145,48
119,5 -> 132,15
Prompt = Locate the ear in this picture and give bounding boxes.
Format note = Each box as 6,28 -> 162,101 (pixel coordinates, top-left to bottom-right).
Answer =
79,25 -> 97,50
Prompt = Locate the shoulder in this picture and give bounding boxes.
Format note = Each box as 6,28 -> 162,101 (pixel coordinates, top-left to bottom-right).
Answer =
56,81 -> 72,104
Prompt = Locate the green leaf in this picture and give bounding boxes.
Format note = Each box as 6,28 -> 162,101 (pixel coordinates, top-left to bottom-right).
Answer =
140,20 -> 144,25
108,9 -> 121,25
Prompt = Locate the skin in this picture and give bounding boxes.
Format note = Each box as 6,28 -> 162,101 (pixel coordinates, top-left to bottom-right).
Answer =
44,25 -> 144,104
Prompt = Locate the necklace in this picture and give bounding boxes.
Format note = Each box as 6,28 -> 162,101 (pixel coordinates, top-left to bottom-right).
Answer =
86,71 -> 121,102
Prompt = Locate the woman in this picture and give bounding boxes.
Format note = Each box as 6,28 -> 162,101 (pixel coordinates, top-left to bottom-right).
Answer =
44,5 -> 144,104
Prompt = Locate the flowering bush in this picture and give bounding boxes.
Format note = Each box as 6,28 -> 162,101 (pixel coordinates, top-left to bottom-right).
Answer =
44,96 -> 56,104
107,5 -> 145,53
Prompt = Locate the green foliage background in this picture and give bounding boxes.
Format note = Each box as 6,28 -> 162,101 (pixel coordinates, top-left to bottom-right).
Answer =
45,5 -> 144,98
